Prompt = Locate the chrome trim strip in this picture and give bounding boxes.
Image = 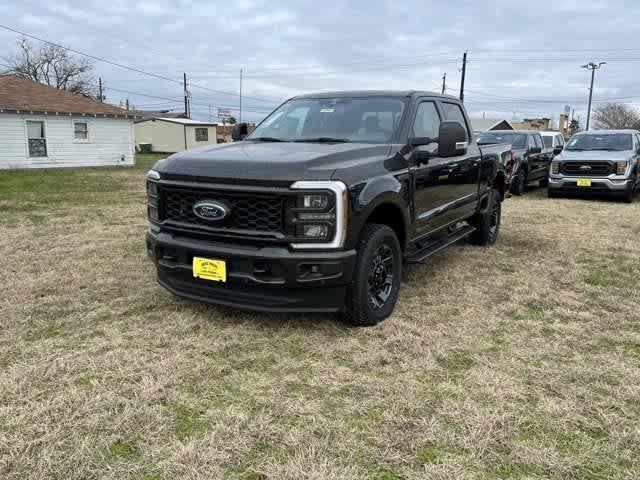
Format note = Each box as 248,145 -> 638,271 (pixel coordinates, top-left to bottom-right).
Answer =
290,181 -> 348,249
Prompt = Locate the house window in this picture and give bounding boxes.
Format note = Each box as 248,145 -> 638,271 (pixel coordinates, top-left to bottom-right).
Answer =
74,122 -> 89,141
195,128 -> 209,142
27,121 -> 47,157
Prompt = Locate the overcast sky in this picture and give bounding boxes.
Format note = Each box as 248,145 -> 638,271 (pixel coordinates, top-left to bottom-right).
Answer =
2,0 -> 640,125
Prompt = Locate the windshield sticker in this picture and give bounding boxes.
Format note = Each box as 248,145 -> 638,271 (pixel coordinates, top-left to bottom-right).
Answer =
320,108 -> 335,113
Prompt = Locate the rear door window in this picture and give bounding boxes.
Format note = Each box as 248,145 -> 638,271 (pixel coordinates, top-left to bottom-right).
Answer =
441,102 -> 470,139
533,134 -> 543,149
412,102 -> 441,138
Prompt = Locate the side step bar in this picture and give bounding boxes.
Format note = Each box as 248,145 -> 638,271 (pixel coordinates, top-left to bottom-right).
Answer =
405,225 -> 476,264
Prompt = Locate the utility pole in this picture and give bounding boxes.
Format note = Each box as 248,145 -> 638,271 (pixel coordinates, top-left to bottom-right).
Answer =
581,61 -> 606,130
98,77 -> 103,102
125,98 -> 129,111
208,104 -> 212,122
441,73 -> 447,95
183,72 -> 190,119
239,68 -> 243,124
459,51 -> 468,103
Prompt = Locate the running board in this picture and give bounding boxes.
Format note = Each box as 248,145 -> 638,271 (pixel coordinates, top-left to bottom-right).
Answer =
405,225 -> 476,264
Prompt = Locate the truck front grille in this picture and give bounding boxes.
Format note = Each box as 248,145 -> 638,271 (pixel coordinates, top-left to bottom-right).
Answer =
561,161 -> 613,176
159,185 -> 286,236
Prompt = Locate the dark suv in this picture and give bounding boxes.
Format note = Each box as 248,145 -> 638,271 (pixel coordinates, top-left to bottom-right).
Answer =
146,91 -> 507,325
478,130 -> 551,195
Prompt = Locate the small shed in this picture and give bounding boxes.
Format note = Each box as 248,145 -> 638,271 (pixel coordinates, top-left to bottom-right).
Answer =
0,74 -> 137,169
134,117 -> 223,153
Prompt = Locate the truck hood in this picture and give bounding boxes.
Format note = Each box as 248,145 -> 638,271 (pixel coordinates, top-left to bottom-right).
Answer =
154,141 -> 391,182
557,149 -> 633,162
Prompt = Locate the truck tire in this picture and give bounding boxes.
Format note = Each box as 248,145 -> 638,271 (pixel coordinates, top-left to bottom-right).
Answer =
547,188 -> 560,198
469,189 -> 501,246
621,184 -> 634,203
539,176 -> 549,188
510,169 -> 526,196
343,224 -> 402,327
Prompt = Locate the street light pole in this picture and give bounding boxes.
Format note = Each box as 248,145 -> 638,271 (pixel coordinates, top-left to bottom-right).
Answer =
581,61 -> 606,131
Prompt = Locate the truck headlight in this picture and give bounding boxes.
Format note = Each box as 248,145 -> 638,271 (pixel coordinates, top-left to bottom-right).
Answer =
289,181 -> 348,249
551,162 -> 560,175
301,194 -> 329,209
616,161 -> 628,175
146,170 -> 160,223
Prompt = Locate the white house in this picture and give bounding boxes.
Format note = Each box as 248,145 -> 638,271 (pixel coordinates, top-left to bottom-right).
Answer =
0,74 -> 137,169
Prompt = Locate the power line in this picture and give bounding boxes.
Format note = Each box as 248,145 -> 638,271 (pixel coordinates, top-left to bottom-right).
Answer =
102,85 -> 273,113
0,23 -> 281,105
185,46 -> 640,76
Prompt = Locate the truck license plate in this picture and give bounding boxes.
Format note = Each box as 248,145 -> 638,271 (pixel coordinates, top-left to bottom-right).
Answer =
193,257 -> 226,282
577,178 -> 592,187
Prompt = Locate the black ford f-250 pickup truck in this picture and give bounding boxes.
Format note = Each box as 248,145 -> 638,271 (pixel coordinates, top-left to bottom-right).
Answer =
146,91 -> 508,325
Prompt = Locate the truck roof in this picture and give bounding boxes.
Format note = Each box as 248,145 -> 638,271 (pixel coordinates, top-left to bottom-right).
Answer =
485,129 -> 541,134
573,129 -> 639,134
292,90 -> 461,101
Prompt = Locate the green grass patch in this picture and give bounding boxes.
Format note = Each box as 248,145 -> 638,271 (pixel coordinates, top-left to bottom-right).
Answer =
415,441 -> 462,464
107,439 -> 139,460
169,403 -> 213,441
623,340 -> 640,355
23,322 -> 63,342
436,349 -> 474,374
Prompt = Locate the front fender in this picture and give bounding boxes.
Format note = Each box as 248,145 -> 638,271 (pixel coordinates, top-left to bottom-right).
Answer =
345,175 -> 411,249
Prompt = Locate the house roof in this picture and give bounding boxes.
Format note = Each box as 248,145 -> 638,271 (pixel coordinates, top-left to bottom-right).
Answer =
0,74 -> 136,117
471,118 -> 515,131
135,116 -> 218,126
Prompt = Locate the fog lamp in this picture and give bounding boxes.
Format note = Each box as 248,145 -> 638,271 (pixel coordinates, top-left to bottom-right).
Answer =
302,224 -> 328,238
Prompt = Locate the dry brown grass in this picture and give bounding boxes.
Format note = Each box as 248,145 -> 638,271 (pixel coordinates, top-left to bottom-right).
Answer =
1,160 -> 639,479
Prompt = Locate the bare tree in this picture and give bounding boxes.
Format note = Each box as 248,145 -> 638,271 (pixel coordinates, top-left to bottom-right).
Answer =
593,103 -> 640,130
2,37 -> 96,97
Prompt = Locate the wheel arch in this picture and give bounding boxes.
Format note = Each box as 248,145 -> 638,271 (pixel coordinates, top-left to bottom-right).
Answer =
363,201 -> 408,250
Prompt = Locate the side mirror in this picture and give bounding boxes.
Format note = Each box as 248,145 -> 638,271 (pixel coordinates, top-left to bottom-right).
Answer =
530,146 -> 542,154
409,136 -> 435,147
408,137 -> 437,164
231,123 -> 249,141
554,146 -> 563,155
438,121 -> 468,158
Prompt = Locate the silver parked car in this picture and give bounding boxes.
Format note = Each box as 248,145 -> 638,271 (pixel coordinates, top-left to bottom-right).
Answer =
548,129 -> 640,203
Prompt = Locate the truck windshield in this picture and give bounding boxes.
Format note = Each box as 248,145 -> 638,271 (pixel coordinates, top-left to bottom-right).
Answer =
542,136 -> 553,148
565,133 -> 633,151
477,132 -> 526,149
247,97 -> 407,143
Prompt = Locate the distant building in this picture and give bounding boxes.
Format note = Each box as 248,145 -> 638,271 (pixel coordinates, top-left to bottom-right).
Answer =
135,117 -> 227,153
0,74 -> 137,169
139,110 -> 188,121
471,118 -> 515,133
512,118 -> 551,131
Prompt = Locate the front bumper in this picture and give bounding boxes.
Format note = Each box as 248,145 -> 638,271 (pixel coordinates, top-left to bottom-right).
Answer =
146,230 -> 357,313
548,176 -> 633,193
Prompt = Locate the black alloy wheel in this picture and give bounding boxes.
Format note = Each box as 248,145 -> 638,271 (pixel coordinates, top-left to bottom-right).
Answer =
367,244 -> 395,311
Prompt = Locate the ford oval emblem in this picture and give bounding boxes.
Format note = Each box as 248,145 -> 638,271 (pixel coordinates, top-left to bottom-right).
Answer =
193,200 -> 229,221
